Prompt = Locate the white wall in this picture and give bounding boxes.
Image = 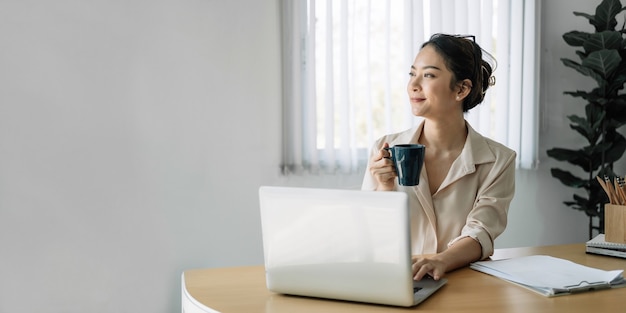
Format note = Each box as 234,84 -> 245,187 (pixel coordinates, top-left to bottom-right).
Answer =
0,0 -> 613,312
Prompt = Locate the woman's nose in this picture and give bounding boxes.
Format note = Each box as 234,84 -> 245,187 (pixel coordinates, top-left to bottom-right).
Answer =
409,77 -> 421,91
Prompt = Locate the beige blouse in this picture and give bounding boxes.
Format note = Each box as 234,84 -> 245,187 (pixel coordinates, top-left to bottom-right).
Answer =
362,120 -> 516,259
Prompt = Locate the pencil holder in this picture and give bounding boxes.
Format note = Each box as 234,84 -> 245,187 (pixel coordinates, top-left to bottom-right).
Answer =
605,204 -> 626,244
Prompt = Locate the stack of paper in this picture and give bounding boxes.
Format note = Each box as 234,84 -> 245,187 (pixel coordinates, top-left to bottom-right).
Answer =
586,234 -> 626,259
470,255 -> 626,297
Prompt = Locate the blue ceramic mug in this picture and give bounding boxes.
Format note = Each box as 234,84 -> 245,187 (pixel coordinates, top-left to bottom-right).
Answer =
384,144 -> 425,186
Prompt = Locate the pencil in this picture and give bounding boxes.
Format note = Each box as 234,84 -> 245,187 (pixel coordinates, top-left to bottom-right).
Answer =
615,177 -> 625,205
597,176 -> 613,204
606,175 -> 620,204
617,176 -> 626,205
607,176 -> 622,205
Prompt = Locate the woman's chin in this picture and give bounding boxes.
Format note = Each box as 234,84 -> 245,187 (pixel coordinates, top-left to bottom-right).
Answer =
411,106 -> 424,117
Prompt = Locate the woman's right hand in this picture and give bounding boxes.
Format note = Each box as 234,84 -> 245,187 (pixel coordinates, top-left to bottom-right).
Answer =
369,143 -> 397,191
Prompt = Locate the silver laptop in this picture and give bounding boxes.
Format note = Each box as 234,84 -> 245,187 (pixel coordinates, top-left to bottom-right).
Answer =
258,186 -> 447,307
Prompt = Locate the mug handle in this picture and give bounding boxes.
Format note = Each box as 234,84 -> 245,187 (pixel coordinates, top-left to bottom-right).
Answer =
383,147 -> 394,161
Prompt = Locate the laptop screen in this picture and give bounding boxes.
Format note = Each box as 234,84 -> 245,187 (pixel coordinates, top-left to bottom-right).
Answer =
258,186 -> 426,306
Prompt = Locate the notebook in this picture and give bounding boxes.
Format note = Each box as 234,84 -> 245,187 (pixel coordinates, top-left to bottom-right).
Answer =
258,186 -> 447,307
586,234 -> 626,259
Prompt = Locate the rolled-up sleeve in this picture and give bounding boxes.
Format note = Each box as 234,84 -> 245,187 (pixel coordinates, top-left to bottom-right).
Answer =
448,150 -> 516,259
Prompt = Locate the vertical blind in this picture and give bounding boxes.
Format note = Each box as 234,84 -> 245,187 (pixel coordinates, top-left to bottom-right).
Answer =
280,0 -> 540,175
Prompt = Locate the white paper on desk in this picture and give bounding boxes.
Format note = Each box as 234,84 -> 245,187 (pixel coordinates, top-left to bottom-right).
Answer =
470,255 -> 626,296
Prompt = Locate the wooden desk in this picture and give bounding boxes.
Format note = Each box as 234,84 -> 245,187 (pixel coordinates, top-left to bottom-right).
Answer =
182,244 -> 626,312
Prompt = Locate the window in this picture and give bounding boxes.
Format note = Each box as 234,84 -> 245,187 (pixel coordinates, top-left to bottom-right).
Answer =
280,0 -> 539,174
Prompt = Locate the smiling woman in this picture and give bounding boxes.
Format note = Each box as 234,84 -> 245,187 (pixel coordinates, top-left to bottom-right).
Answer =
362,33 -> 517,281
280,0 -> 540,175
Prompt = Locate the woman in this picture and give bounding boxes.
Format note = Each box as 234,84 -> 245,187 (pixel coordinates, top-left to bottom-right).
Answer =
362,34 -> 516,281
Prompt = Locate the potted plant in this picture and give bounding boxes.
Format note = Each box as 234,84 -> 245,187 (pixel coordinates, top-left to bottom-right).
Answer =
547,0 -> 626,238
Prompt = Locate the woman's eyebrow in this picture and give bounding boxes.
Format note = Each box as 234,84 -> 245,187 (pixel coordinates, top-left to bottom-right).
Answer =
411,65 -> 442,71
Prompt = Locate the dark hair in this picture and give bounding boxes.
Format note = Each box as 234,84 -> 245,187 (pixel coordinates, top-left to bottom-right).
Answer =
421,33 -> 496,112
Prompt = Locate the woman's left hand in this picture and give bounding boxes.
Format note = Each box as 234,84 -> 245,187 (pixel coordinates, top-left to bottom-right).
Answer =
411,256 -> 447,281
411,237 -> 482,281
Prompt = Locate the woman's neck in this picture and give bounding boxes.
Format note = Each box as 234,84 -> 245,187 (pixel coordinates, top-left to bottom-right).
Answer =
419,118 -> 467,151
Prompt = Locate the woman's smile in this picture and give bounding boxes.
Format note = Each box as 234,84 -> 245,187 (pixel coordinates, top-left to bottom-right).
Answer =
410,96 -> 426,103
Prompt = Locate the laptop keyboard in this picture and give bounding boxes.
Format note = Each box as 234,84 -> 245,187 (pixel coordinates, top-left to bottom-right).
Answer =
413,287 -> 423,294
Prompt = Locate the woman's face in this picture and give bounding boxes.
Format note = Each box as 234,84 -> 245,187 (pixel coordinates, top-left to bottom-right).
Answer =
407,45 -> 462,119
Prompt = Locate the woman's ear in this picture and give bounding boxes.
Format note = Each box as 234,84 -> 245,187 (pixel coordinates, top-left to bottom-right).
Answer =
456,79 -> 473,101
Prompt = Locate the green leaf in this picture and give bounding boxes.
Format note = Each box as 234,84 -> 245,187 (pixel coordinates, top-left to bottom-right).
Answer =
563,31 -> 591,47
603,132 -> 626,163
608,71 -> 626,94
586,104 -> 606,127
573,11 -> 596,26
547,147 -> 591,170
606,51 -> 626,94
593,0 -> 624,31
562,58 -> 605,86
563,201 -> 580,209
570,125 -> 595,142
567,115 -> 589,126
566,106 -> 604,141
573,194 -> 590,203
550,168 -> 588,188
547,147 -> 582,161
567,113 -> 597,141
572,194 -> 603,216
589,140 -> 612,155
583,31 -> 623,52
570,125 -> 596,143
564,90 -> 599,101
582,49 -> 621,79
